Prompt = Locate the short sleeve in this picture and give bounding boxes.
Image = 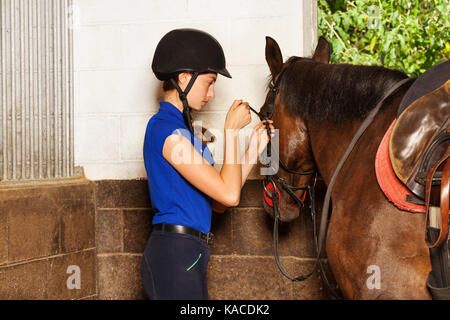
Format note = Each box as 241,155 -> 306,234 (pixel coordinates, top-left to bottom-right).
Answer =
143,118 -> 215,166
145,120 -> 187,157
202,144 -> 214,166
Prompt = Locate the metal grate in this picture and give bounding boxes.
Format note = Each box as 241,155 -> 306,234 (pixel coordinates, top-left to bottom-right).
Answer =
0,0 -> 76,182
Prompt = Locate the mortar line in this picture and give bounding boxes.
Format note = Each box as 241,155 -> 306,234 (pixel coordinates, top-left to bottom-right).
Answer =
209,254 -> 326,263
0,247 -> 97,268
121,208 -> 124,253
76,294 -> 98,300
0,178 -> 91,187
6,212 -> 9,267
97,252 -> 142,258
93,170 -> 99,298
96,207 -> 152,211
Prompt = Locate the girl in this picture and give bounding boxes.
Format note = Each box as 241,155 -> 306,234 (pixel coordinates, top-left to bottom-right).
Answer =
142,28 -> 274,300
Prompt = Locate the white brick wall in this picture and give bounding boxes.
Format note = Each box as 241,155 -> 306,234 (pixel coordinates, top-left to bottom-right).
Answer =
73,0 -> 317,180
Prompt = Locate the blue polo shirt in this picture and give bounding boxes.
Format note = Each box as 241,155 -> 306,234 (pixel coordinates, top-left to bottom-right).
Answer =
143,101 -> 215,234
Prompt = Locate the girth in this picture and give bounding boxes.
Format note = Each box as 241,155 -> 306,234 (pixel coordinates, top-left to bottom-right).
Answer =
424,148 -> 450,299
425,144 -> 450,249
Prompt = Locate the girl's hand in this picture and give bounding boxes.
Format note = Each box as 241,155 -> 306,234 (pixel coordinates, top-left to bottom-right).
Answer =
224,100 -> 252,130
249,120 -> 275,156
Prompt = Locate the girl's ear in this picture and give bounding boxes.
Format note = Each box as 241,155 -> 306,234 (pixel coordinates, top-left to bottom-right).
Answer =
177,72 -> 194,89
177,72 -> 188,85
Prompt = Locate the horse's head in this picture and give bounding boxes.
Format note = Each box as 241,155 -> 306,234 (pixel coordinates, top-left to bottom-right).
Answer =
260,36 -> 331,222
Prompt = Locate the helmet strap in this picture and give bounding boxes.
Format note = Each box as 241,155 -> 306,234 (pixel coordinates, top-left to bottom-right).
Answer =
170,72 -> 199,136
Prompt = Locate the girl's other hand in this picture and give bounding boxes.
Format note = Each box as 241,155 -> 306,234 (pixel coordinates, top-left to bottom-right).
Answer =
249,120 -> 275,156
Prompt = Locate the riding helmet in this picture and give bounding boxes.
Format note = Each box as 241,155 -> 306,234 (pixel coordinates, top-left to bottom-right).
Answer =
152,28 -> 232,80
152,29 -> 231,136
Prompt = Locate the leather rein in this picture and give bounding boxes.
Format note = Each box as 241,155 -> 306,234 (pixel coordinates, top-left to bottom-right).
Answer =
249,58 -> 414,299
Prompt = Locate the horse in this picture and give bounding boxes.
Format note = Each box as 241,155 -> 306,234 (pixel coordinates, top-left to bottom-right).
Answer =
259,36 -> 432,299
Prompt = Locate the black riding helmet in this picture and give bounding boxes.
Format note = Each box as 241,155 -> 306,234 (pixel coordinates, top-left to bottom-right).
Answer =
152,29 -> 232,135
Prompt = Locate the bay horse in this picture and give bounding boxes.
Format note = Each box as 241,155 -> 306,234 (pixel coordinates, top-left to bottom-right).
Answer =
260,36 -> 432,299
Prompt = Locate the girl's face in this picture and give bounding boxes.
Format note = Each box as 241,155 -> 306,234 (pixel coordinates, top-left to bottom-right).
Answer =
179,72 -> 217,110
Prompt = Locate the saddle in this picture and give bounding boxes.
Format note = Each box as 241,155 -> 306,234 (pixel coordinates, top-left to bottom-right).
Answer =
390,79 -> 450,199
389,59 -> 450,248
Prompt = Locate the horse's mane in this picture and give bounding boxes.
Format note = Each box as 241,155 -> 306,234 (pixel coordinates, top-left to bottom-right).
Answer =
276,56 -> 409,124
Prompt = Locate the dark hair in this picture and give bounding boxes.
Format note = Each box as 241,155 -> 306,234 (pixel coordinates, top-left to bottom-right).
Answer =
163,79 -> 175,92
161,76 -> 215,145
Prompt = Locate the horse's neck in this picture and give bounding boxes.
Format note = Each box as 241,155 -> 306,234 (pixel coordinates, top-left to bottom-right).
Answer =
294,63 -> 409,184
307,119 -> 362,184
307,92 -> 402,186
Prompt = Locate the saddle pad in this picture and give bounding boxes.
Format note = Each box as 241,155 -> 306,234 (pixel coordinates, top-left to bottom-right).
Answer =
375,119 -> 426,213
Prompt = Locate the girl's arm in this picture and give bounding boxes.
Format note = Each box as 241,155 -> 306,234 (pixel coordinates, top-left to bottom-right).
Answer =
163,128 -> 242,207
211,147 -> 255,213
212,120 -> 274,213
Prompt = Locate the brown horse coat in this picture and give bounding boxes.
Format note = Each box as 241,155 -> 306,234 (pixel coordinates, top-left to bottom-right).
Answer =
261,37 -> 432,299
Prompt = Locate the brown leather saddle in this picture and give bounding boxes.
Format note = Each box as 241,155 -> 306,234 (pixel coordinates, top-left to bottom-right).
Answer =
389,59 -> 450,248
390,79 -> 450,198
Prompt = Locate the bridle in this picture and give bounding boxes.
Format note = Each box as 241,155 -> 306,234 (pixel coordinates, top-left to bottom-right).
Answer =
256,58 -> 315,210
248,58 -> 340,298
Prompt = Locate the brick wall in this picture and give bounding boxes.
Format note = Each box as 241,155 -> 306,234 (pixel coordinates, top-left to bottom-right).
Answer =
95,179 -> 151,299
0,179 -> 96,299
95,179 -> 330,300
0,177 -> 333,299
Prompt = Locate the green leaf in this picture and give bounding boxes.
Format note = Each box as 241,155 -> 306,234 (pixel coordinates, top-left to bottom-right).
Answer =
368,36 -> 378,53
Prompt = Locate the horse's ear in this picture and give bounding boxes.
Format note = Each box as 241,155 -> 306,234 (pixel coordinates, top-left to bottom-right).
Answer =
312,37 -> 330,64
265,36 -> 283,77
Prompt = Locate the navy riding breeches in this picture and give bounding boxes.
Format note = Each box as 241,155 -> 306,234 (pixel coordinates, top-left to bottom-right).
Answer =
141,230 -> 210,300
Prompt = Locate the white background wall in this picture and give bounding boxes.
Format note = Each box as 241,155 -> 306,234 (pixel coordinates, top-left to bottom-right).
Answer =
73,0 -> 317,180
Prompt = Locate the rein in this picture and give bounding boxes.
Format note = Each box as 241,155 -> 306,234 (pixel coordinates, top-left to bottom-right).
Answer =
250,58 -> 414,299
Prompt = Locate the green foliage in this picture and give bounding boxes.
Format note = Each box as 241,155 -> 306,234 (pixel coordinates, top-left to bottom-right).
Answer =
318,0 -> 450,77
